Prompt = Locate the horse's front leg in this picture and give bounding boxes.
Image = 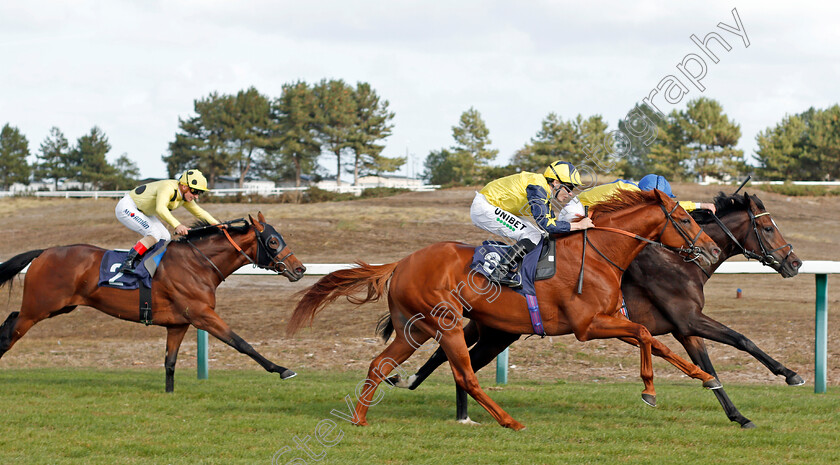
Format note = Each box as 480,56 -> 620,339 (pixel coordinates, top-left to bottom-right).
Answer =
575,314 -> 661,407
164,325 -> 189,393
675,334 -> 756,429
678,312 -> 804,386
189,307 -> 296,380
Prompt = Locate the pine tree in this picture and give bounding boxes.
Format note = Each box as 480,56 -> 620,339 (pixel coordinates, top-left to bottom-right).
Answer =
0,123 -> 31,189
675,97 -> 743,180
314,79 -> 356,186
348,82 -> 401,184
70,126 -> 113,189
267,81 -> 322,187
36,127 -> 71,189
229,87 -> 271,187
511,113 -> 607,177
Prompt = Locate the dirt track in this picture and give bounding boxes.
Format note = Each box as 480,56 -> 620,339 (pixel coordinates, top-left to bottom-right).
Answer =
1,185 -> 839,389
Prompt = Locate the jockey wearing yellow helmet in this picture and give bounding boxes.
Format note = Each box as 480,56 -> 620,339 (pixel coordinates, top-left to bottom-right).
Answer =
471,160 -> 594,285
114,169 -> 219,274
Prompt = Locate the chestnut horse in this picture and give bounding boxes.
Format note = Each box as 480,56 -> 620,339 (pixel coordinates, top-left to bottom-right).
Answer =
392,192 -> 802,428
287,189 -> 722,430
0,213 -> 305,392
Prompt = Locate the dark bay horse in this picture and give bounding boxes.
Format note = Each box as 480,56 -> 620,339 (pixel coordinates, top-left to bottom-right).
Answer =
0,213 -> 306,392
287,189 -> 722,430
391,192 -> 802,428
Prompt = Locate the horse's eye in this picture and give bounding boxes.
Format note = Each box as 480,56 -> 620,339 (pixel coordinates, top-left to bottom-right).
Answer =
764,226 -> 774,233
681,218 -> 691,224
268,237 -> 280,249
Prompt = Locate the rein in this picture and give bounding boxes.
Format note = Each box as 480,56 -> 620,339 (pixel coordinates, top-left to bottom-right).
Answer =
574,202 -> 708,283
182,218 -> 295,281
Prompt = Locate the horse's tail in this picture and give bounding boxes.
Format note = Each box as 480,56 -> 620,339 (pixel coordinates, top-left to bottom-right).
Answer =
286,261 -> 399,336
0,250 -> 45,289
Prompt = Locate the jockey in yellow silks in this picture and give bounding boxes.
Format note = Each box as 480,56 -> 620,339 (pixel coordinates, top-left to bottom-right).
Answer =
471,161 -> 594,284
114,169 -> 218,274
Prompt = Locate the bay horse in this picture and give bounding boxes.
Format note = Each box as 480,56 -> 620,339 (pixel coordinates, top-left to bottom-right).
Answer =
391,192 -> 802,428
0,213 -> 305,392
287,189 -> 722,430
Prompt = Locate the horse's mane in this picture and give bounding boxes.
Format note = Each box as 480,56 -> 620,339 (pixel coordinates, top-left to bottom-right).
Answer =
589,188 -> 659,216
176,219 -> 250,243
690,192 -> 764,224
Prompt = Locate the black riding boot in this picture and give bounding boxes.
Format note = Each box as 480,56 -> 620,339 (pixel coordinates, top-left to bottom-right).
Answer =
118,249 -> 143,274
488,240 -> 532,286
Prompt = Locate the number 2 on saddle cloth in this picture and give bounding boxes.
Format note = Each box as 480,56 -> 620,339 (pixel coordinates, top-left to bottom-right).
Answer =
97,240 -> 168,325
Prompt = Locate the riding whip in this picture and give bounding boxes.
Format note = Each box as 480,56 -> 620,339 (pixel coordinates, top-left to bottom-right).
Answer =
576,206 -> 589,294
733,175 -> 752,195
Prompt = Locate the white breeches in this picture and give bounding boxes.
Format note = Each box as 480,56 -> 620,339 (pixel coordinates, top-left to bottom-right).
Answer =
115,194 -> 171,242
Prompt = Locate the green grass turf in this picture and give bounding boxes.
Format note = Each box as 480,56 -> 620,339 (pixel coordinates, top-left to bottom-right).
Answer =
0,368 -> 837,465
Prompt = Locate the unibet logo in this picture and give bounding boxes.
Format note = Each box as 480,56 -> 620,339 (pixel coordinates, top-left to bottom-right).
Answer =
496,217 -> 516,231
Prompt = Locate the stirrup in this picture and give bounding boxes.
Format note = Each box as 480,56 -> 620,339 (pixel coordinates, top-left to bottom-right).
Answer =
489,265 -> 521,287
118,263 -> 138,275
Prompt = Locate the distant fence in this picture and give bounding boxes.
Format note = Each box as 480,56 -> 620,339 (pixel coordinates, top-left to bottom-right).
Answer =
4,260 -> 836,392
19,184 -> 440,199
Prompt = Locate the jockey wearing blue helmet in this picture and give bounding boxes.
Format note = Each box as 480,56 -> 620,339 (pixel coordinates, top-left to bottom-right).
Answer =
637,174 -> 715,212
638,174 -> 676,198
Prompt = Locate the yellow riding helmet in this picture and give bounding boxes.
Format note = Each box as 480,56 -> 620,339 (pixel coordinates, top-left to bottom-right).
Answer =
179,169 -> 209,191
544,161 -> 582,186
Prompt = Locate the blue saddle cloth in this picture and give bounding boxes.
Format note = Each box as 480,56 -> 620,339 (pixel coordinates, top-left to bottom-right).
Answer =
470,240 -> 546,335
470,239 -> 543,297
98,240 -> 167,290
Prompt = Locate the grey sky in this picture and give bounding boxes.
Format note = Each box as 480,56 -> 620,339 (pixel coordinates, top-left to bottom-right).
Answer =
2,1 -> 838,179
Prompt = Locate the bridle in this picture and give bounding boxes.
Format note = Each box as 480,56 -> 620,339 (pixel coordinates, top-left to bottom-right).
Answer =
184,219 -> 296,281
709,207 -> 794,267
581,202 -> 708,274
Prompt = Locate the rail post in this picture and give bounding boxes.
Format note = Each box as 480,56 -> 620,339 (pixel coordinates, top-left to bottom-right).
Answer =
496,348 -> 509,385
197,329 -> 208,380
815,274 -> 828,394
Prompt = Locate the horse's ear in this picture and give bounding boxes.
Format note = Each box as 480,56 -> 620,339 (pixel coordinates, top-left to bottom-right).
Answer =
249,214 -> 265,232
258,211 -> 266,224
653,188 -> 667,204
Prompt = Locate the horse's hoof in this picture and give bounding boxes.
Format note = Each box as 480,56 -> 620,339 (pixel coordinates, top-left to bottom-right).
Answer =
641,393 -> 657,407
741,421 -> 757,429
786,374 -> 805,386
279,369 -> 297,380
457,417 -> 481,426
703,379 -> 723,390
506,420 -> 526,431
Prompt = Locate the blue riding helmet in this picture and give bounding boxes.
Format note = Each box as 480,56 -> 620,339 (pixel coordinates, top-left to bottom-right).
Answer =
638,174 -> 676,198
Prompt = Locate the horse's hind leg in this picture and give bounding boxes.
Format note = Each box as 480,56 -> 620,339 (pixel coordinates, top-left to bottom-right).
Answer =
0,304 -> 76,359
352,335 -> 420,426
676,335 -> 755,429
390,319 -> 482,389
164,325 -> 189,393
0,312 -> 20,358
438,329 -> 524,430
189,308 -> 296,379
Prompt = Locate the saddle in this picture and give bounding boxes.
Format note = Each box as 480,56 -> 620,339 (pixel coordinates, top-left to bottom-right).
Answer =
470,238 -> 556,294
97,240 -> 168,326
470,238 -> 557,336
